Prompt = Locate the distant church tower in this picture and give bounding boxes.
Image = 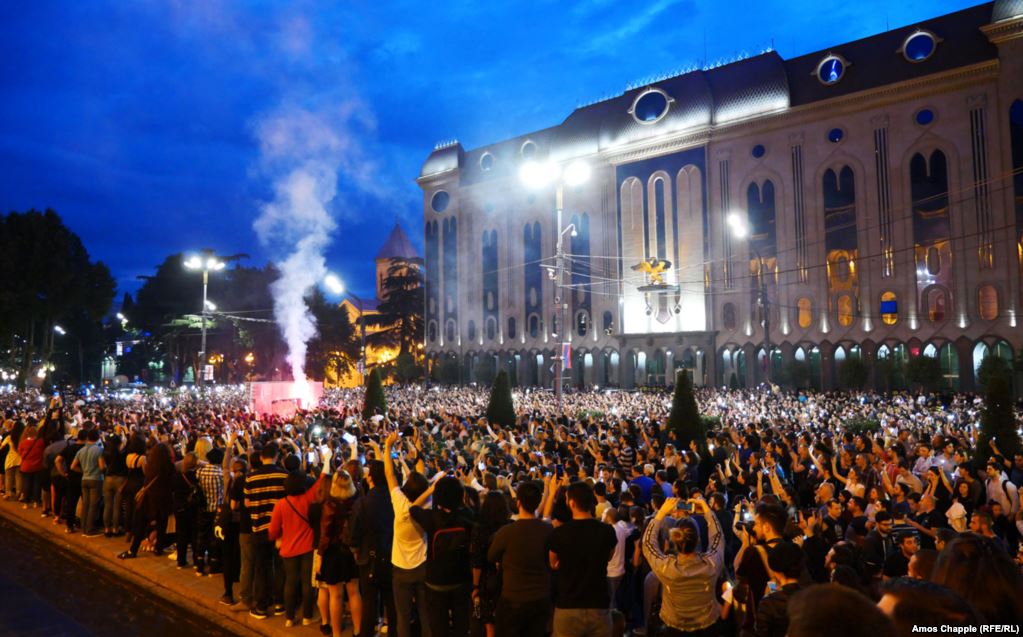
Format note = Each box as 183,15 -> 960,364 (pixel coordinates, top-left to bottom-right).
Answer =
374,223 -> 418,301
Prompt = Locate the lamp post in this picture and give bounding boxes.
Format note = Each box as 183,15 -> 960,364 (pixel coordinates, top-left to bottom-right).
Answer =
324,274 -> 367,381
520,159 -> 590,415
184,255 -> 225,385
727,213 -> 770,381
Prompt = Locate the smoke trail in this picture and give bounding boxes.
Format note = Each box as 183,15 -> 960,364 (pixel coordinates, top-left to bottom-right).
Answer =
252,105 -> 344,385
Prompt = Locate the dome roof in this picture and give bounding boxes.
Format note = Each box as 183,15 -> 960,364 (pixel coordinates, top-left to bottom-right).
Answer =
597,72 -> 714,151
993,0 -> 1023,21
419,142 -> 462,179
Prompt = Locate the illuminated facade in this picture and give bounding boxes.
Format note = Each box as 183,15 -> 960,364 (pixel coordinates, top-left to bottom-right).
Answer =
419,2 -> 1023,391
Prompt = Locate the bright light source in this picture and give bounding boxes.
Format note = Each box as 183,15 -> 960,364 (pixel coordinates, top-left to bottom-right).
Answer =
54,325 -> 66,335
184,256 -> 202,270
206,257 -> 224,270
519,160 -> 558,189
205,300 -> 217,311
36,368 -> 46,379
116,312 -> 126,321
324,273 -> 345,295
563,160 -> 591,187
570,227 -> 578,238
727,213 -> 748,239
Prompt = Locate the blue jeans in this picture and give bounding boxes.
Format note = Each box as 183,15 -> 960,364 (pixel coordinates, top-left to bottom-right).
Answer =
553,608 -> 612,637
81,479 -> 102,534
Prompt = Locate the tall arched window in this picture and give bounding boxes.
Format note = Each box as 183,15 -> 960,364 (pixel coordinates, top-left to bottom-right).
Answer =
723,303 -> 737,331
926,287 -> 947,322
837,295 -> 854,326
1010,100 -> 1023,262
880,291 -> 898,325
797,298 -> 813,328
910,150 -> 952,312
978,285 -> 998,320
507,317 -> 517,340
467,320 -> 477,342
823,166 -> 858,293
747,180 -> 777,276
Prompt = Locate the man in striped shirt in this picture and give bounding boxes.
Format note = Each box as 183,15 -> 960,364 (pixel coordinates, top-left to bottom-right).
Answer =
244,443 -> 287,618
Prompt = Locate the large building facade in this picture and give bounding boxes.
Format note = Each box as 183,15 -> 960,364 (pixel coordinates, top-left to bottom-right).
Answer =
418,1 -> 1023,392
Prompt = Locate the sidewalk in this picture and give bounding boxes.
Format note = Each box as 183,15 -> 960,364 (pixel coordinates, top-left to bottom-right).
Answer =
0,500 -> 354,637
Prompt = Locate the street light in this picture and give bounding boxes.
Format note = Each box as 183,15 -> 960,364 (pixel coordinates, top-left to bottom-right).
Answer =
727,213 -> 770,381
519,159 -> 590,415
184,254 -> 225,385
323,273 -> 367,381
205,300 -> 217,311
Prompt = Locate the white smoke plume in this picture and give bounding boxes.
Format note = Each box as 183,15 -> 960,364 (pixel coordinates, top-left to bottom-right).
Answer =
252,105 -> 346,386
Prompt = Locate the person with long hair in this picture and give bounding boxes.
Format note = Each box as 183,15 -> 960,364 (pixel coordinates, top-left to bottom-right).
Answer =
16,424 -> 45,508
930,532 -> 1023,625
471,490 -> 511,637
318,470 -> 363,637
2,418 -> 25,500
119,441 -> 175,559
100,433 -> 129,536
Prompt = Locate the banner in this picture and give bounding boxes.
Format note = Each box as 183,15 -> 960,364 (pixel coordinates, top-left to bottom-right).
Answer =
562,342 -> 571,370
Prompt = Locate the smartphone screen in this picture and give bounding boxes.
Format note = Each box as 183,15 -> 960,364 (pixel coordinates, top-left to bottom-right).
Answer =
306,451 -> 316,464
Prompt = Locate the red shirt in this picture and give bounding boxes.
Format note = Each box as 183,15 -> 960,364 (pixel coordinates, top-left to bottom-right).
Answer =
18,436 -> 45,473
268,473 -> 324,558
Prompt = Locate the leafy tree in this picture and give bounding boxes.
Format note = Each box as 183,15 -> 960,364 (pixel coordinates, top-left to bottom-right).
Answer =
976,355 -> 1011,391
365,257 -> 424,358
874,357 -> 902,392
845,417 -> 881,435
0,209 -> 115,386
305,288 -> 357,382
486,370 -> 516,428
391,352 -> 422,384
976,366 -> 1020,461
783,360 -> 811,389
905,355 -> 943,392
363,367 -> 387,418
837,358 -> 869,389
668,370 -> 705,450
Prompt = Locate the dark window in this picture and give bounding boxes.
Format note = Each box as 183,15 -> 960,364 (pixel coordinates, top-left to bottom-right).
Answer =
634,90 -> 669,122
827,128 -> 844,143
507,317 -> 517,340
529,315 -> 539,338
428,321 -> 437,342
602,311 -> 613,333
1011,100 -> 1023,240
752,144 -> 766,159
467,320 -> 476,342
486,319 -> 496,340
818,56 -> 845,85
445,321 -> 455,343
576,312 -> 587,337
723,303 -> 736,331
431,191 -> 449,213
915,109 -> 934,126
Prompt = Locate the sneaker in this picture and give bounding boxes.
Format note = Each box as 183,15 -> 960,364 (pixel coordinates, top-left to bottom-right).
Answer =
117,551 -> 137,560
319,625 -> 331,636
284,620 -> 295,628
302,617 -> 317,626
40,510 -> 50,518
273,604 -> 286,615
166,551 -> 177,560
249,609 -> 268,620
218,595 -> 237,606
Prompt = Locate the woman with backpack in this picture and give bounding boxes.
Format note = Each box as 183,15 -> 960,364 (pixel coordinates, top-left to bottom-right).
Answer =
318,470 -> 363,637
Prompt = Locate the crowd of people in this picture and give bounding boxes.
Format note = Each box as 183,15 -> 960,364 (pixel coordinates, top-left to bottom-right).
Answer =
1,381 -> 1022,637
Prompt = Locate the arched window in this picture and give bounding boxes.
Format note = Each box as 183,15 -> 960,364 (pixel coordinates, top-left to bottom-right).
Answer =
723,303 -> 737,331
428,321 -> 438,342
528,314 -> 539,338
1010,101 -> 1023,262
978,285 -> 998,320
507,317 -> 517,340
445,319 -> 456,343
797,298 -> 813,328
467,320 -> 476,342
602,311 -> 613,333
485,317 -> 497,340
880,291 -> 898,325
576,312 -> 588,337
837,295 -> 854,326
927,287 -> 947,322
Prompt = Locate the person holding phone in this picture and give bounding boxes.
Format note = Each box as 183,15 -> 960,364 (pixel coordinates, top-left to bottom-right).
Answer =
642,496 -> 724,636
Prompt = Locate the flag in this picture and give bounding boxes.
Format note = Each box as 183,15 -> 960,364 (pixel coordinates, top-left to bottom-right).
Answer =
562,342 -> 571,370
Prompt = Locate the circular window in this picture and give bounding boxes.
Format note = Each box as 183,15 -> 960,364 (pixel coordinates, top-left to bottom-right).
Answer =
816,54 -> 847,85
903,31 -> 937,63
430,191 -> 450,213
520,140 -> 537,159
631,89 -> 670,124
915,108 -> 935,126
480,153 -> 494,171
827,128 -> 844,143
751,144 -> 766,159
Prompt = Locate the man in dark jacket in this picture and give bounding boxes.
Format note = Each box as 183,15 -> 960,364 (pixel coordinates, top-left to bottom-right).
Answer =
349,460 -> 397,636
753,541 -> 804,637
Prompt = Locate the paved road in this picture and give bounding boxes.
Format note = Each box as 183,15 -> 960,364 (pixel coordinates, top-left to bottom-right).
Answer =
0,515 -> 242,637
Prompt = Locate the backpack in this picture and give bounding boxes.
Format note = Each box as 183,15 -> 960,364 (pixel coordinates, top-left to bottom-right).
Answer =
428,515 -> 471,586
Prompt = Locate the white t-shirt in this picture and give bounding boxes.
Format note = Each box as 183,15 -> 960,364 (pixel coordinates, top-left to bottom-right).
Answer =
390,486 -> 427,569
606,520 -> 633,578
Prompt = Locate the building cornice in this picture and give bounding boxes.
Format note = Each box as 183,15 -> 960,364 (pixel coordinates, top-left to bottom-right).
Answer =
981,16 -> 1023,43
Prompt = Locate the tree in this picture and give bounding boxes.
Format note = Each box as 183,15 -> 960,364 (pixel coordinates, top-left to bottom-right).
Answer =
305,288 -> 358,383
783,360 -> 811,389
365,257 -> 424,358
837,358 -> 869,389
391,351 -> 422,384
486,370 -> 516,428
0,209 -> 115,387
976,355 -> 1011,391
363,367 -> 387,418
668,370 -> 705,450
976,366 -> 1020,461
905,355 -> 943,392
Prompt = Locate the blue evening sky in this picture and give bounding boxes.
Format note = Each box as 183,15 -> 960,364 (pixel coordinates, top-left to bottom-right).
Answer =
0,0 -> 979,300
